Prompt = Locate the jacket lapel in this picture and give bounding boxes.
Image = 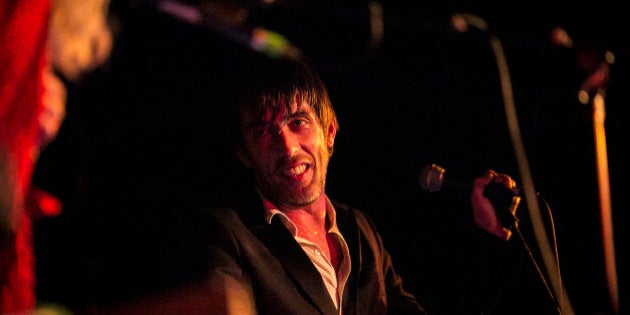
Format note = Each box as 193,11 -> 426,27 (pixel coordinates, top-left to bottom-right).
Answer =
333,202 -> 361,310
255,213 -> 338,314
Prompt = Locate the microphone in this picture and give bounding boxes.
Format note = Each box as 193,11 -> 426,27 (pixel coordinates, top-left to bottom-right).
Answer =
418,163 -> 520,227
450,12 -> 489,33
418,163 -> 450,193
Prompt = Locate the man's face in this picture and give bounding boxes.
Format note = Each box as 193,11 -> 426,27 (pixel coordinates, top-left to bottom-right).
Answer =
238,98 -> 336,209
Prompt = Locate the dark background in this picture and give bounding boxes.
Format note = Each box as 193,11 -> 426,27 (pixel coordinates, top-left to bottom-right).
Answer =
32,1 -> 628,314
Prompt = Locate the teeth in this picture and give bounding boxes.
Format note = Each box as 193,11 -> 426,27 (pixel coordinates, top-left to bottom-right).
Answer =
285,164 -> 307,176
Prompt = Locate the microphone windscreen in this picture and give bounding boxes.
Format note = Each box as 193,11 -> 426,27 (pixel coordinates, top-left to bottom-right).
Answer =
418,163 -> 446,192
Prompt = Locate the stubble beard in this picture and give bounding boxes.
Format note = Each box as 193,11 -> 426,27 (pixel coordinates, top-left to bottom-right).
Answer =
260,170 -> 326,208
258,158 -> 328,209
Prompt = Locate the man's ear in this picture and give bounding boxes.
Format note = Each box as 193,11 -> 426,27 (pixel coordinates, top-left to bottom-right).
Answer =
326,122 -> 337,149
236,148 -> 252,168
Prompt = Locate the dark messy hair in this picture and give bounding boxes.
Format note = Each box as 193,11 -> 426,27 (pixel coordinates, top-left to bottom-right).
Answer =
230,56 -> 339,153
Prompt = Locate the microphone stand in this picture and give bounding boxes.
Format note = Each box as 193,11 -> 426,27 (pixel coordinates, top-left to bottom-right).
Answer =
452,12 -> 575,314
506,210 -> 562,314
578,55 -> 619,314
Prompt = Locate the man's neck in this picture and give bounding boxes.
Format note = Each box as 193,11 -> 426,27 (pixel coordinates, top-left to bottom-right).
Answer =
264,194 -> 329,236
264,194 -> 338,267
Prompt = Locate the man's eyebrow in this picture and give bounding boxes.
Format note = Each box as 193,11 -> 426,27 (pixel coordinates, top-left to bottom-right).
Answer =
289,111 -> 309,118
243,107 -> 313,130
289,108 -> 313,119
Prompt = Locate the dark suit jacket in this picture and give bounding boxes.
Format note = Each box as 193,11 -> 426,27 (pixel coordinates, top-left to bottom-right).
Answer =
203,193 -> 427,315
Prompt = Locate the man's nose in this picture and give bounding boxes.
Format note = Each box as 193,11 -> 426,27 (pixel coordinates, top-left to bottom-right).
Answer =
274,126 -> 299,156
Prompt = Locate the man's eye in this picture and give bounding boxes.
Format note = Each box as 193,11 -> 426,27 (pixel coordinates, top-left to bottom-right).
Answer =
290,118 -> 309,129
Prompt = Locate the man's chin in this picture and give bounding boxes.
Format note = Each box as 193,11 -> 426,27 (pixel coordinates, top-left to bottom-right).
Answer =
281,189 -> 320,207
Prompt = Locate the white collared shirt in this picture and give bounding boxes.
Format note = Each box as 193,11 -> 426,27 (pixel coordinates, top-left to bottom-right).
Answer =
265,198 -> 351,313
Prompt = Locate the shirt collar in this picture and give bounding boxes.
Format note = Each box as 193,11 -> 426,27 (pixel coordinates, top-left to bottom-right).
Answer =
263,197 -> 339,237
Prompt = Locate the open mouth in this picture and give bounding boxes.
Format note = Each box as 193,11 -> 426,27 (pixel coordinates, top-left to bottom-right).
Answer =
283,163 -> 309,177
